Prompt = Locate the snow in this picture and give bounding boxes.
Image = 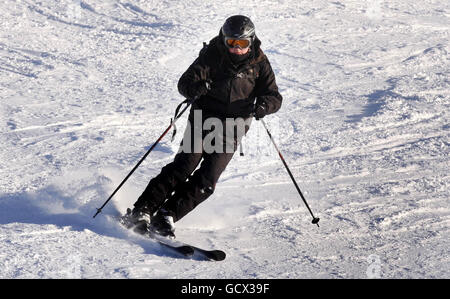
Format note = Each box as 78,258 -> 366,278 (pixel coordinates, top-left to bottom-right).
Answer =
1,0 -> 449,279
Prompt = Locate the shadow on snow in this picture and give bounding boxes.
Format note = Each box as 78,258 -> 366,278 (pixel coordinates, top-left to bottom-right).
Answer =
346,77 -> 420,123
0,186 -> 189,260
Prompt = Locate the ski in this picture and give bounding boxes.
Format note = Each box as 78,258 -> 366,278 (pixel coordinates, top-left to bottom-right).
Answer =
161,243 -> 195,257
191,246 -> 226,261
147,232 -> 195,257
116,213 -> 225,261
116,214 -> 194,258
149,232 -> 226,261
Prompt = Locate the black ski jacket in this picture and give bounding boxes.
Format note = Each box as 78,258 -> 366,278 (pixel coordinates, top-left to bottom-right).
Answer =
178,33 -> 282,118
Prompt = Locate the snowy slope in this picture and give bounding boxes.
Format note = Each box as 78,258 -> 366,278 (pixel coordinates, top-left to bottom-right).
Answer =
1,0 -> 449,278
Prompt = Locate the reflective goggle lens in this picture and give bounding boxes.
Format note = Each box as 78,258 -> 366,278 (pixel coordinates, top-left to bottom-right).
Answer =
225,38 -> 250,49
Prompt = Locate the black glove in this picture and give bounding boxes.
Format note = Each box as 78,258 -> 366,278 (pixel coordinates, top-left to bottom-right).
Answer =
189,80 -> 211,99
253,101 -> 268,120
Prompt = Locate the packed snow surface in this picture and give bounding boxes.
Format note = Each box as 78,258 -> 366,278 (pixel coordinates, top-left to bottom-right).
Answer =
0,0 -> 449,278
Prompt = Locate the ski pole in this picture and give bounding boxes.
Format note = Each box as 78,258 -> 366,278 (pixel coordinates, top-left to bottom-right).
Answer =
260,119 -> 320,227
93,98 -> 195,218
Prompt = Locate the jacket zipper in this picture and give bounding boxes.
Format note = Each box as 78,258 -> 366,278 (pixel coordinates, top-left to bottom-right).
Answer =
228,65 -> 253,104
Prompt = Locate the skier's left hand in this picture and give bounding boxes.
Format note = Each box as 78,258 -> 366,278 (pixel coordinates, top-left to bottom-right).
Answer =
253,101 -> 268,120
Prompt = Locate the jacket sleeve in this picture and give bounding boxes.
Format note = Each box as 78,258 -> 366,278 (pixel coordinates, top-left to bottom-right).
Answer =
178,54 -> 210,99
254,59 -> 283,115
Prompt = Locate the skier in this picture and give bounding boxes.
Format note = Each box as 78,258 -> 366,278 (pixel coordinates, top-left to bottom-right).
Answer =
122,15 -> 282,238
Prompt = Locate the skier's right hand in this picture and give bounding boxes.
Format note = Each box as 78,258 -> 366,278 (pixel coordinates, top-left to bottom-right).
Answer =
189,80 -> 211,99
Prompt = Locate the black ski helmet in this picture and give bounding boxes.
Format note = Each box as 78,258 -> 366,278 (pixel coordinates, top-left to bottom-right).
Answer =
221,15 -> 256,41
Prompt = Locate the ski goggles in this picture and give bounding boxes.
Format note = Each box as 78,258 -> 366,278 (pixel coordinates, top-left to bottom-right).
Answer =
224,37 -> 251,49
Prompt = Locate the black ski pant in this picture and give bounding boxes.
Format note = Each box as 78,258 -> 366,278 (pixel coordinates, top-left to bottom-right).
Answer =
134,108 -> 251,222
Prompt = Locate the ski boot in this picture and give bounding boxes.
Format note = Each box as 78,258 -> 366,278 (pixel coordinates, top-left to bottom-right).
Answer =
120,206 -> 152,235
148,209 -> 176,239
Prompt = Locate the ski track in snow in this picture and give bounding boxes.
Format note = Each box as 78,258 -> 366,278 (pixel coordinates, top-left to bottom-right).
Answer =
1,0 -> 449,278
